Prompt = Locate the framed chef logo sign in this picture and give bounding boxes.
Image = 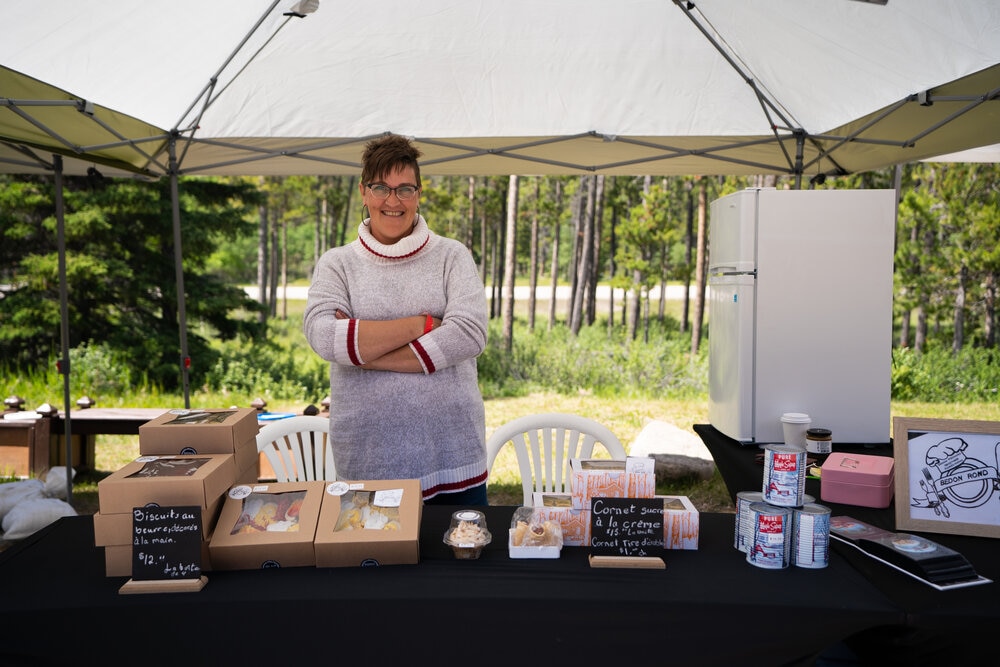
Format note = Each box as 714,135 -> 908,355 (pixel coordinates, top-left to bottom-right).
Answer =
589,497 -> 664,557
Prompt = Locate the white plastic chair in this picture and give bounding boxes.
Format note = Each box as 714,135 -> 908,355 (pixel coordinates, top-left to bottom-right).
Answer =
485,413 -> 626,506
256,415 -> 336,482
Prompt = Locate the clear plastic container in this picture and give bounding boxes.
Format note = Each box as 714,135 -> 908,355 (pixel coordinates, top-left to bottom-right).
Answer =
443,509 -> 492,559
508,506 -> 563,559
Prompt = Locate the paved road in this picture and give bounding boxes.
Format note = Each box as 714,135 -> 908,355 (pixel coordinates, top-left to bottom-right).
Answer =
245,284 -> 700,301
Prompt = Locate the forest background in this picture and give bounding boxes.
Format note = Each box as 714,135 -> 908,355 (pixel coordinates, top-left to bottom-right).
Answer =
2,163 -> 1000,509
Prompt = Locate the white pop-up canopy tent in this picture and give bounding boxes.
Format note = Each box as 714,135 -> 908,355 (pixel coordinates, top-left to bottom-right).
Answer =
2,0 -> 999,498
2,0 -> 999,183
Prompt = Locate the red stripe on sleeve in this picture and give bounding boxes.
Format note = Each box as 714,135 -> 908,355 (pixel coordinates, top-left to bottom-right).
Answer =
411,340 -> 435,374
346,319 -> 362,366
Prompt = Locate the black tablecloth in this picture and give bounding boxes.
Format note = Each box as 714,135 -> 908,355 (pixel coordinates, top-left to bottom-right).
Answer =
695,423 -> 999,665
0,506 -> 904,666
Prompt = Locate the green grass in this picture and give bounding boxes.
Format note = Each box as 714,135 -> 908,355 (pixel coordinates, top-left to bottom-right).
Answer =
64,392 -> 1000,516
10,289 -> 1000,517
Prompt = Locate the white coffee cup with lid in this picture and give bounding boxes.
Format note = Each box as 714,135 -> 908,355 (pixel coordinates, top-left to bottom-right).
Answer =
780,412 -> 811,448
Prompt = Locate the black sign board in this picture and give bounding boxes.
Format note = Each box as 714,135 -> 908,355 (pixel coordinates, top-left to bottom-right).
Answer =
131,505 -> 203,581
589,497 -> 664,557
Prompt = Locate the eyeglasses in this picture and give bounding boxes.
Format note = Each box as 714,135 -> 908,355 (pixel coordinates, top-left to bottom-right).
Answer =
366,183 -> 420,201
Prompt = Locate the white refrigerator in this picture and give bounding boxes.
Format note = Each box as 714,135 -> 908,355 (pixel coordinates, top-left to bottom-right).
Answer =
707,187 -> 896,445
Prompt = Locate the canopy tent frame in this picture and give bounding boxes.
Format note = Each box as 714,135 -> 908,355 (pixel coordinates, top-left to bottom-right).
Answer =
2,0 -> 1000,501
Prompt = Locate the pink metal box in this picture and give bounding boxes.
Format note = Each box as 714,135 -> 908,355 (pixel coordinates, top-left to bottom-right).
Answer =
820,452 -> 895,508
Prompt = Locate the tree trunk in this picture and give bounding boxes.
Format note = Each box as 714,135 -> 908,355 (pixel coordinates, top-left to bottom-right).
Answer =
548,180 -> 562,330
269,202 -> 280,318
607,183 -> 618,332
502,175 -> 519,351
281,212 -> 288,320
491,185 -> 503,320
567,177 -> 586,323
915,305 -> 927,352
953,264 -> 967,353
681,180 -> 694,333
528,177 -> 540,331
628,268 -> 641,341
899,308 -> 911,348
984,272 -> 997,348
588,174 -> 605,325
658,241 -> 667,320
690,177 -> 708,356
643,291 -> 651,343
256,177 -> 268,325
572,175 -> 596,335
468,177 -> 479,276
338,176 -> 355,247
316,191 -> 325,266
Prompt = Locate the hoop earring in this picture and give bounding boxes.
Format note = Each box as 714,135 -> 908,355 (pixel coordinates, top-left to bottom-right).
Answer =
361,204 -> 370,226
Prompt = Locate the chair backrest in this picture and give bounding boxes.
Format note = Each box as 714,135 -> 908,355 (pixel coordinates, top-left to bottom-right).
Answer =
485,412 -> 626,506
256,415 -> 336,483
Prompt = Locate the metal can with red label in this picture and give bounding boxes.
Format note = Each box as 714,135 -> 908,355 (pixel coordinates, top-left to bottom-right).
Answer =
762,444 -> 807,507
734,491 -> 764,552
747,502 -> 791,569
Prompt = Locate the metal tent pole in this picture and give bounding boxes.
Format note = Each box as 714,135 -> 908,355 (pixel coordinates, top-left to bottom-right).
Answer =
53,154 -> 73,503
168,136 -> 191,408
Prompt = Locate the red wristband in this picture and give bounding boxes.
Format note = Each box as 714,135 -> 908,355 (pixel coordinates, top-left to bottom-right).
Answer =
423,314 -> 433,335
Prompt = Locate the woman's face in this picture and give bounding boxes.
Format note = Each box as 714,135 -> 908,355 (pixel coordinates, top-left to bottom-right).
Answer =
360,165 -> 421,245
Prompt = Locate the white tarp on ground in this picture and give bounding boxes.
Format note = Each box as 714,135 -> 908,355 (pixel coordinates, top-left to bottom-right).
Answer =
2,0 -> 999,179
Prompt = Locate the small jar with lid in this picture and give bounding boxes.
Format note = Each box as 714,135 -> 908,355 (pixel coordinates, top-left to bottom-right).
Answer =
805,428 -> 833,455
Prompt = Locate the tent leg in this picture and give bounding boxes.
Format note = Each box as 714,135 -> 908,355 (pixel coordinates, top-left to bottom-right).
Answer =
53,155 -> 73,504
168,138 -> 191,408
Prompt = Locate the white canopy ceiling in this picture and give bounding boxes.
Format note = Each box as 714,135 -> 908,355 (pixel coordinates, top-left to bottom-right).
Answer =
2,0 -> 999,179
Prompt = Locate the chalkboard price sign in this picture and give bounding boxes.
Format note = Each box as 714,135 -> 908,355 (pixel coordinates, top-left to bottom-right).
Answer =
131,505 -> 203,581
589,497 -> 664,557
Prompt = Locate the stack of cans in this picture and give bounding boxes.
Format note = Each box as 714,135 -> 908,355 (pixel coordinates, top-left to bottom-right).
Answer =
733,444 -> 831,569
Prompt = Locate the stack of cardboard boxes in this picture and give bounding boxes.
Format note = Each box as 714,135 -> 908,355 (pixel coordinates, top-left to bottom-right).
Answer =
93,408 -> 260,576
529,456 -> 701,550
93,408 -> 424,575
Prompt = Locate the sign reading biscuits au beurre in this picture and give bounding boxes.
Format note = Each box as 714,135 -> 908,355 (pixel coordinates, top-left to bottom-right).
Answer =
131,505 -> 203,581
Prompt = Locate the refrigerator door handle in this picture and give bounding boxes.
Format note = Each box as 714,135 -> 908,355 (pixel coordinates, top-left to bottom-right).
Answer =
710,269 -> 757,278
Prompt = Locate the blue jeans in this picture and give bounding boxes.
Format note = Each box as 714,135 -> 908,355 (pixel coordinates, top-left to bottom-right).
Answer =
424,483 -> 488,506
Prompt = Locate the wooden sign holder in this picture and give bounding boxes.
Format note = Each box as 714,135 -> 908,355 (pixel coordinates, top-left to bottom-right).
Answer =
589,554 -> 665,570
119,576 -> 208,595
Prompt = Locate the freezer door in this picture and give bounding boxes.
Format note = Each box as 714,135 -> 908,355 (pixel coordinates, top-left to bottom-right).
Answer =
708,274 -> 756,443
708,189 -> 761,274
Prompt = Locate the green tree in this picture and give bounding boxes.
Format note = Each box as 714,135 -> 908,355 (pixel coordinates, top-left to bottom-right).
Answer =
0,174 -> 264,390
615,182 -> 674,341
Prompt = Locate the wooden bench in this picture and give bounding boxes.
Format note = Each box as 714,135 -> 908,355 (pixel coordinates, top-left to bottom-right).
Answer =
1,408 -> 168,477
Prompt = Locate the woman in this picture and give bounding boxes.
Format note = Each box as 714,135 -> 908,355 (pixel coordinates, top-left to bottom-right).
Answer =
303,134 -> 489,505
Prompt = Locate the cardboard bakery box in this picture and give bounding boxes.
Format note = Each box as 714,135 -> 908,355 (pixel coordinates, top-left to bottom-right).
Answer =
820,452 -> 895,508
104,541 -> 213,578
141,431 -> 259,479
569,456 -> 656,510
97,454 -> 237,516
93,494 -> 224,546
139,408 -> 259,470
313,479 -> 422,568
208,481 -> 324,570
658,495 -> 700,550
531,492 -> 591,547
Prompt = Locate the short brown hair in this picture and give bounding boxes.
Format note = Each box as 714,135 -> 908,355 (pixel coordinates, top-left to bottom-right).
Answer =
360,134 -> 422,187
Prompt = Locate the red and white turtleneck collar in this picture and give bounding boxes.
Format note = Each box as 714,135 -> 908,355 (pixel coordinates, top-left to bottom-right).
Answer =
357,215 -> 431,261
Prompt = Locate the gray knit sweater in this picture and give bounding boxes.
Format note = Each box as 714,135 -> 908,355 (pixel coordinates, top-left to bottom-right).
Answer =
303,216 -> 489,499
